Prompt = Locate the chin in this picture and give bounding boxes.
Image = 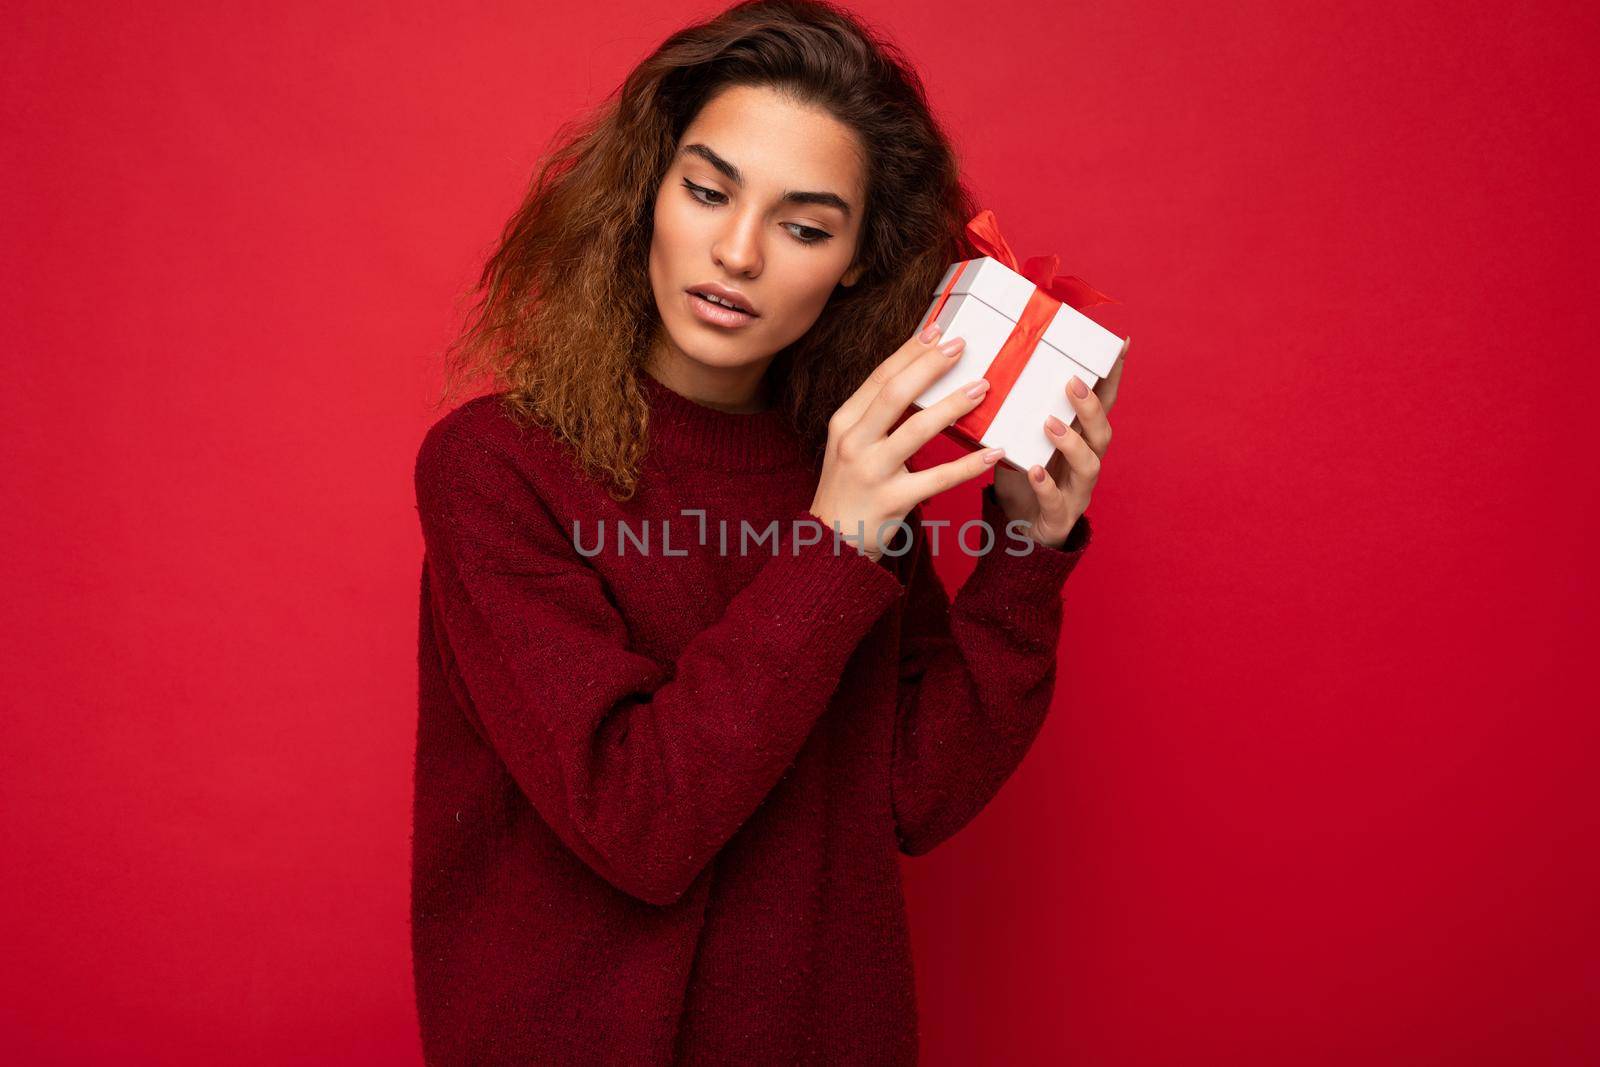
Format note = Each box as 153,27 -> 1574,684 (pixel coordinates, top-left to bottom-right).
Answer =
666,319 -> 774,368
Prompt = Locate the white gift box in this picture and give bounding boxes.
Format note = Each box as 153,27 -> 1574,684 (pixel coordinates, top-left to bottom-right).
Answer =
911,256 -> 1127,473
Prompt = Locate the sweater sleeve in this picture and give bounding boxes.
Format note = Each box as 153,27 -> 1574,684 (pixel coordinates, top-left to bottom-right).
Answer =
414,420 -> 906,907
890,483 -> 1092,857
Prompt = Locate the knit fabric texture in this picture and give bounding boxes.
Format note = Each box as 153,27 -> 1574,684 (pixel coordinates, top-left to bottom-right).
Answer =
410,367 -> 1092,1065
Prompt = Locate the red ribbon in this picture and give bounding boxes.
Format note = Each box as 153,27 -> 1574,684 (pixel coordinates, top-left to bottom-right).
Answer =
965,208 -> 1118,312
920,209 -> 1117,444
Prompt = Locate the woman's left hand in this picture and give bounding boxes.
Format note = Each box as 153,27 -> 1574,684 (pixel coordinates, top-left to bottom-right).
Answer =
991,339 -> 1128,548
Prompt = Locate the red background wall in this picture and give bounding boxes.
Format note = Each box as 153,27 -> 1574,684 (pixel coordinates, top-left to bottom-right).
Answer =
3,1 -> 1596,1063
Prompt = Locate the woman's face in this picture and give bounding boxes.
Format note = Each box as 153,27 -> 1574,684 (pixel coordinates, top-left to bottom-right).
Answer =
648,83 -> 866,386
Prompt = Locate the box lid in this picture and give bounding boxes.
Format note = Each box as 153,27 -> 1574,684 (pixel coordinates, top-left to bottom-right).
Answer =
931,257 -> 1036,319
932,256 -> 1125,379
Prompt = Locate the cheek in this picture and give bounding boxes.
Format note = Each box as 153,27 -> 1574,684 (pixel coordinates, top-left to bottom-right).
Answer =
770,251 -> 851,318
648,200 -> 670,273
654,191 -> 706,251
650,194 -> 688,270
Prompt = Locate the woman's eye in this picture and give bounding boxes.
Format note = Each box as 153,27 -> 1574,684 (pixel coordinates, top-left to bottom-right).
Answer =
682,178 -> 726,206
784,223 -> 832,245
682,179 -> 833,246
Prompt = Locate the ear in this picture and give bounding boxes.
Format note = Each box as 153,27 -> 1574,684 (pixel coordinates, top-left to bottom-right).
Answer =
840,262 -> 863,287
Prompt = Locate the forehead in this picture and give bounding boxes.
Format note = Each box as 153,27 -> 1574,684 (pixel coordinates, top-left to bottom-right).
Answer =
679,84 -> 865,202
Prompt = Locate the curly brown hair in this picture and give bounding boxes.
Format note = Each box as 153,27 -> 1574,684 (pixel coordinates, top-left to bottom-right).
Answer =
435,0 -> 979,501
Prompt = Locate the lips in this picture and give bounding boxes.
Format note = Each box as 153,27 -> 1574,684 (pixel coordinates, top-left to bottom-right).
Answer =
687,290 -> 759,328
687,284 -> 758,317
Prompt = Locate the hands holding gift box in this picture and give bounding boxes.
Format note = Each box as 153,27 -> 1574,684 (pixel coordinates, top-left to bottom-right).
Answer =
810,209 -> 1127,559
917,209 -> 1127,550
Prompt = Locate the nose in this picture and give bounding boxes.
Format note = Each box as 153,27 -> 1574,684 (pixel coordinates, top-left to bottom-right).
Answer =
711,209 -> 763,278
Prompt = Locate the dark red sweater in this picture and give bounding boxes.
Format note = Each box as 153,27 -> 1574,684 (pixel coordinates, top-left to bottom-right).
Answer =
410,368 -> 1092,1065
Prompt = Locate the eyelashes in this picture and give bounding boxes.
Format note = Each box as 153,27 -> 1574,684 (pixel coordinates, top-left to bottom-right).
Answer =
680,179 -> 833,246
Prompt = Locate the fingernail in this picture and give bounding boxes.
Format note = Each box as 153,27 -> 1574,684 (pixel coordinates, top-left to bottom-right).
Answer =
1031,466 -> 1047,483
963,379 -> 989,399
981,448 -> 1004,464
1044,414 -> 1067,435
919,323 -> 942,344
1069,376 -> 1089,398
939,336 -> 965,357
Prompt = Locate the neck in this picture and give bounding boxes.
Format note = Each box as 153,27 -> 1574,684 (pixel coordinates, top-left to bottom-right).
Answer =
644,339 -> 774,414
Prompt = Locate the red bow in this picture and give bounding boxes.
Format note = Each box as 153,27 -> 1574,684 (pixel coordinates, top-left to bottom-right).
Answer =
965,208 -> 1117,310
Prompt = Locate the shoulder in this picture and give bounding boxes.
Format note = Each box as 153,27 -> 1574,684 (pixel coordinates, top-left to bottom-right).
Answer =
414,392 -> 606,543
416,392 -> 515,467
414,392 -> 570,492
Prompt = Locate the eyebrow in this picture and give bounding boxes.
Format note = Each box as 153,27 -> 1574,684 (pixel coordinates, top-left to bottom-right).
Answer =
679,142 -> 854,221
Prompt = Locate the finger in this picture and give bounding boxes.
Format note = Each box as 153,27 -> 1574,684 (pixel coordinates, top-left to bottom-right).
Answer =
897,442 -> 1004,506
1094,337 -> 1128,414
1022,462 -> 1078,543
1044,412 -> 1102,496
834,323 -> 954,432
1043,446 -> 1067,483
881,373 -> 989,468
851,332 -> 968,442
1060,374 -> 1111,457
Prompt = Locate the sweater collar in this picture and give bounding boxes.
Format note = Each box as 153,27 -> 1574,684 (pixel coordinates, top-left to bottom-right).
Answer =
635,366 -> 809,471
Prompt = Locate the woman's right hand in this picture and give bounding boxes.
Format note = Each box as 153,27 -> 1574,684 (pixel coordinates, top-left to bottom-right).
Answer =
808,323 -> 1006,561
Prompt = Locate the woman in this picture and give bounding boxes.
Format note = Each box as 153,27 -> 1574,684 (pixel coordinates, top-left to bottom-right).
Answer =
411,1 -> 1125,1063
